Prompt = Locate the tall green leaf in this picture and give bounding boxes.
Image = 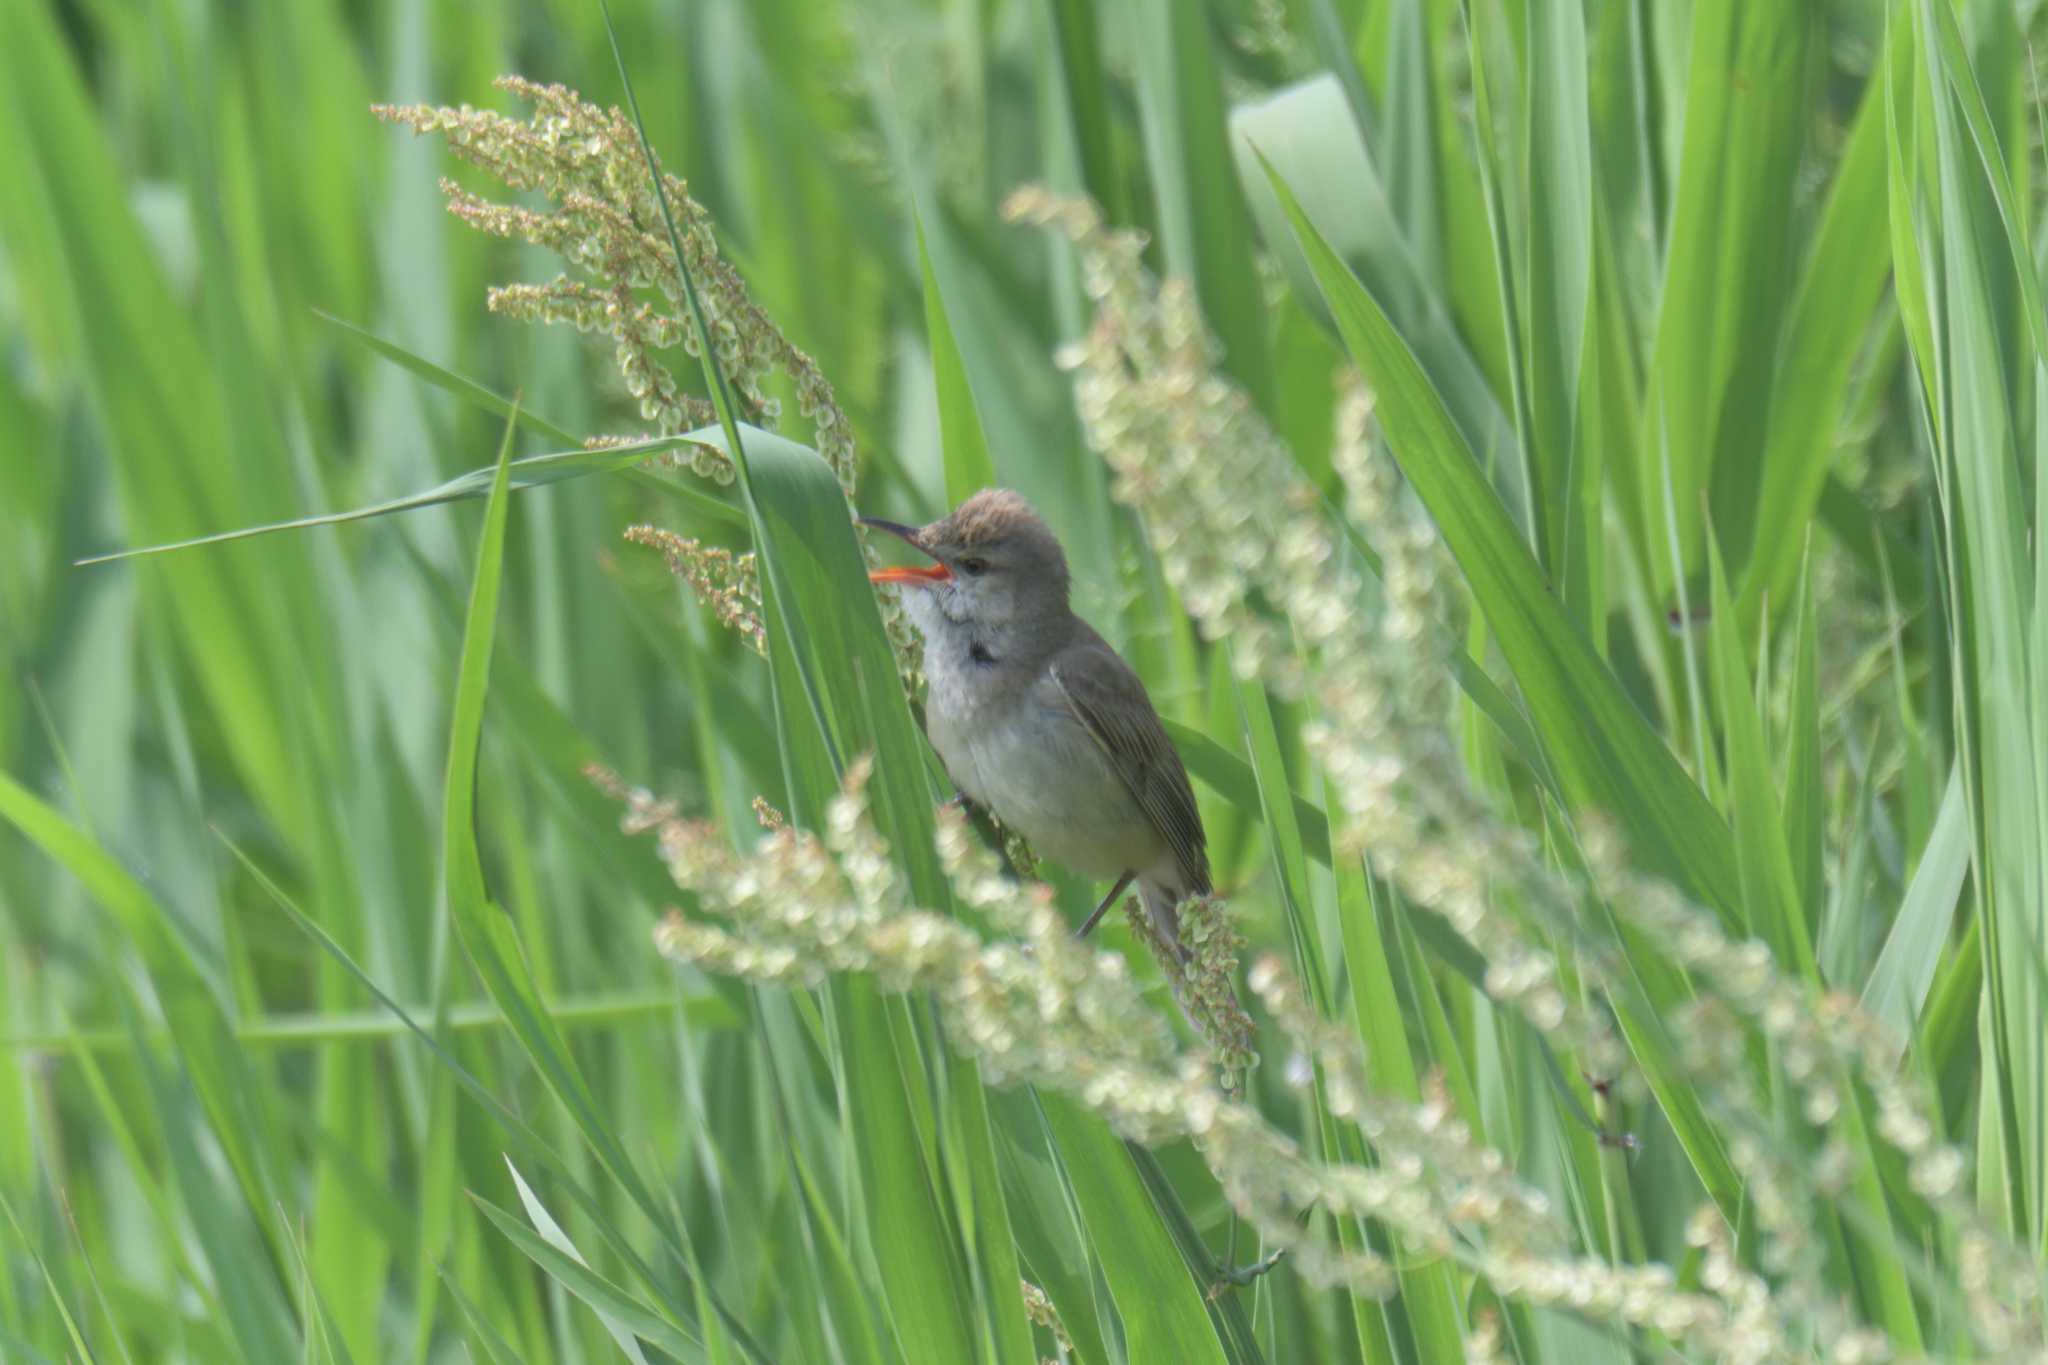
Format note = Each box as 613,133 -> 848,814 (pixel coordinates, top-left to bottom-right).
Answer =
1519,0 -> 1595,614
1641,0 -> 1812,588
1267,157 -> 1746,1218
1704,534 -> 1815,979
1264,159 -> 1742,923
1737,65 -> 1895,626
1129,0 -> 1272,411
1038,1097 -> 1231,1365
917,216 -> 999,509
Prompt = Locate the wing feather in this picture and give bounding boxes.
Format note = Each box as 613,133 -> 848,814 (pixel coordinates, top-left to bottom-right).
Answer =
1047,636 -> 1210,894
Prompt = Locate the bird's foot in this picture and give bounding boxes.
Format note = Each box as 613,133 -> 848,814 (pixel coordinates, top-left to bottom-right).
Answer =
1206,1249 -> 1286,1299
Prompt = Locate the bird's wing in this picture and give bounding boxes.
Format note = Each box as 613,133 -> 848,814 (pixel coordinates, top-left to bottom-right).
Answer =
1047,635 -> 1210,893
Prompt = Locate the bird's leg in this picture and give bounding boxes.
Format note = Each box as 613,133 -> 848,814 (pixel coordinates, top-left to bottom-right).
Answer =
1206,1249 -> 1287,1299
1076,870 -> 1137,938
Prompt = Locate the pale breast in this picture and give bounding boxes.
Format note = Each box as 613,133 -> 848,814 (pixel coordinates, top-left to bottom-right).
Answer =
926,669 -> 1162,881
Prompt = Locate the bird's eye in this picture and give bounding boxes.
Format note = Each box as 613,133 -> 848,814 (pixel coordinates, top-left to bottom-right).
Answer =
959,557 -> 990,577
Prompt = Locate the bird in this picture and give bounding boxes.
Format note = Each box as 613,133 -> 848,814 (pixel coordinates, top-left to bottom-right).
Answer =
860,488 -> 1209,951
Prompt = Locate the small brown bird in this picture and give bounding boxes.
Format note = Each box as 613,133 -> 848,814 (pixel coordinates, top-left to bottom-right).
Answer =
861,489 -> 1209,949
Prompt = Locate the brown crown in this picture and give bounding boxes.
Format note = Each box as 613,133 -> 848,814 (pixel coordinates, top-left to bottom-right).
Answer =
937,488 -> 1049,547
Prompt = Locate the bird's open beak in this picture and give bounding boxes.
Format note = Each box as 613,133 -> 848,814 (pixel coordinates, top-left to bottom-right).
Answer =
858,516 -> 953,585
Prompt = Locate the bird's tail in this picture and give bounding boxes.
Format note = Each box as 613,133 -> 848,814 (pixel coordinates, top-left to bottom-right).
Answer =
1138,879 -> 1191,963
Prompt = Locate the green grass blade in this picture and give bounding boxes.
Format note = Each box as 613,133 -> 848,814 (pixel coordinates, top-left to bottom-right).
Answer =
0,776 -> 311,1297
1900,0 -> 2048,1245
0,1192 -> 104,1365
441,1273 -> 533,1365
312,309 -> 582,447
1167,718 -> 1333,869
276,1204 -> 359,1365
596,0 -> 754,493
1883,7 -> 1940,411
1784,553 -> 1826,931
441,414 -> 515,991
228,820 -> 750,1351
1038,1095 -> 1230,1365
2,0 -> 309,830
776,1075 -> 895,1365
1642,1 -> 1811,588
834,989 -> 980,1363
916,214 -> 999,509
9,991 -> 732,1052
1920,0 -> 2048,365
1381,0 -> 1440,290
1520,0 -> 1595,608
940,1050 -> 1040,1365
75,435 -> 740,566
1329,849 -> 1467,1359
471,1192 -> 701,1363
736,428 -> 987,1361
1863,764 -> 1969,1051
323,307 -> 751,527
1231,75 -> 1523,516
1171,580 -> 1556,839
1453,0 -> 1538,558
1704,533 -> 1815,979
1231,668 -> 1322,993
1119,1145 -> 1265,1364
505,1161 -> 656,1364
1736,66 -> 1894,626
0,774 -> 223,999
1267,156 -> 1750,1220
429,415 -> 764,1356
1263,156 -> 1742,923
1231,668 -> 1413,1357
118,990 -> 300,1363
1046,0 -> 1126,220
1129,0 -> 1272,410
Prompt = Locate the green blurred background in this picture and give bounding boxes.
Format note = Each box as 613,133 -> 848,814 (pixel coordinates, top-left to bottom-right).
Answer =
5,0 -> 2046,1360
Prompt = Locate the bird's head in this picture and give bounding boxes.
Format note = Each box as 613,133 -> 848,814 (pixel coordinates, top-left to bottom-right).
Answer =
860,489 -> 1070,634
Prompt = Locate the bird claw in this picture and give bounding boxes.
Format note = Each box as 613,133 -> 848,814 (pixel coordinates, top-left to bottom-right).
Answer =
1206,1249 -> 1286,1298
